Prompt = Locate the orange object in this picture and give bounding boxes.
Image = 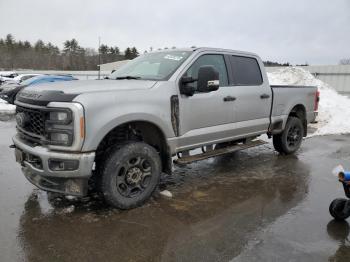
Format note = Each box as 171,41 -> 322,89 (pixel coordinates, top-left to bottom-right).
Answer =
80,117 -> 85,138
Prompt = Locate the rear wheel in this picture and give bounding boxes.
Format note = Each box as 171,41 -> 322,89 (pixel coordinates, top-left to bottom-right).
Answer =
273,116 -> 304,154
100,142 -> 161,209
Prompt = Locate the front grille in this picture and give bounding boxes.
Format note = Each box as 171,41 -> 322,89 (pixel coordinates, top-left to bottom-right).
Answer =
16,106 -> 47,139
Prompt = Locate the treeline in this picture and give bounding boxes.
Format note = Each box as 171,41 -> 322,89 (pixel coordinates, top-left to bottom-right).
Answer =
339,58 -> 350,65
264,61 -> 309,67
264,61 -> 291,67
0,34 -> 140,70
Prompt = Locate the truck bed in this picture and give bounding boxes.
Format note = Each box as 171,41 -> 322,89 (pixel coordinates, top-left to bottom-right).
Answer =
270,85 -> 318,130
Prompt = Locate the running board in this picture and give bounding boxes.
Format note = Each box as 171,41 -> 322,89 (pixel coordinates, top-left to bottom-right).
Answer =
174,140 -> 267,165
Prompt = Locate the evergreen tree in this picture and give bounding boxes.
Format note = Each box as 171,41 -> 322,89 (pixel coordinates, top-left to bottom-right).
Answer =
99,44 -> 109,55
109,46 -> 120,55
23,41 -> 31,49
130,47 -> 139,59
0,34 -> 137,70
34,40 -> 45,51
5,34 -> 14,47
124,47 -> 132,59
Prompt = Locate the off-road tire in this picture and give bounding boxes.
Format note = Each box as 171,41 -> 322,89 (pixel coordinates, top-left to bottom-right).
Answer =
100,142 -> 161,209
329,198 -> 350,221
273,116 -> 304,154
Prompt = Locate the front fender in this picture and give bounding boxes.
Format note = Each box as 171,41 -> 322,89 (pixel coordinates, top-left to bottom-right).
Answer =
83,112 -> 175,151
74,89 -> 176,152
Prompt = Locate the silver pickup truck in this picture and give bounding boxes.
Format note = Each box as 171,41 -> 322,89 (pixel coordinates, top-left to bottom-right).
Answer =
12,47 -> 319,209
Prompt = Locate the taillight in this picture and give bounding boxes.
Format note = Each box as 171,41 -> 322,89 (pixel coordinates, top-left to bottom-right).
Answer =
314,89 -> 320,111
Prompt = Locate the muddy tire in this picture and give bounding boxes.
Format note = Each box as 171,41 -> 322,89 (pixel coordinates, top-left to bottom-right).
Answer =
273,117 -> 304,154
329,198 -> 350,221
100,142 -> 161,209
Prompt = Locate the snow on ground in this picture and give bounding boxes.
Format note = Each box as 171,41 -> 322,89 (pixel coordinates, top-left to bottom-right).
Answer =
0,98 -> 16,115
267,67 -> 350,136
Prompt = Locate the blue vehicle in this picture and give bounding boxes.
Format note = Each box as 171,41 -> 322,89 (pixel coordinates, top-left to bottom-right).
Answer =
0,75 -> 78,104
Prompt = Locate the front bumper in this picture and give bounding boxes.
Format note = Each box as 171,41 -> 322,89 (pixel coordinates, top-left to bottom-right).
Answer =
13,134 -> 95,196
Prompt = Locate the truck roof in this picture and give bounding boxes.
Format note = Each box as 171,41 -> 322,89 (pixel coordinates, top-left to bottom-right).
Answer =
152,47 -> 259,58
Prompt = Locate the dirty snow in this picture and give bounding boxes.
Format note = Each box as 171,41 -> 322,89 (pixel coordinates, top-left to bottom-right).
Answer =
160,190 -> 173,198
0,98 -> 15,115
65,195 -> 77,200
267,67 -> 350,136
60,205 -> 75,214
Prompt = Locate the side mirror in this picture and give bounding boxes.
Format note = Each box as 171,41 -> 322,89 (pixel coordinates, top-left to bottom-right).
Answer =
179,76 -> 196,96
197,65 -> 220,92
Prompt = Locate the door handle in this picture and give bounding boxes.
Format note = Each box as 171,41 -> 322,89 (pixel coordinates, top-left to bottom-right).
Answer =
260,94 -> 270,99
223,96 -> 236,102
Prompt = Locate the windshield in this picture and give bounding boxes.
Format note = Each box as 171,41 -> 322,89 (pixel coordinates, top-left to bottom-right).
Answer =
110,51 -> 192,81
21,75 -> 43,86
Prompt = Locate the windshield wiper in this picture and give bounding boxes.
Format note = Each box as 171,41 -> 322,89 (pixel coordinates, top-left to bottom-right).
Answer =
115,76 -> 141,80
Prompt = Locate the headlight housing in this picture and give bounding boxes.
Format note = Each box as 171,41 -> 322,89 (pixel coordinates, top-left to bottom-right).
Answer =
45,109 -> 73,146
46,102 -> 85,151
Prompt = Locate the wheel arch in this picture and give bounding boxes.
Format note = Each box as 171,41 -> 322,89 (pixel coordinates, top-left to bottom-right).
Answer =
95,120 -> 172,175
288,104 -> 307,136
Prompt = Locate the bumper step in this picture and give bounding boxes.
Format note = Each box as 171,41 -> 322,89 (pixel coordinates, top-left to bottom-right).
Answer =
174,139 -> 267,165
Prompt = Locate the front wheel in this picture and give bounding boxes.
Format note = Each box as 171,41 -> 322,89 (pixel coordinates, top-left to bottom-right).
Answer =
100,142 -> 161,209
273,116 -> 304,154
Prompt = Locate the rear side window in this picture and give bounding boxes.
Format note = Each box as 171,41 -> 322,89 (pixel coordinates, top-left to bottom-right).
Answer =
229,56 -> 263,86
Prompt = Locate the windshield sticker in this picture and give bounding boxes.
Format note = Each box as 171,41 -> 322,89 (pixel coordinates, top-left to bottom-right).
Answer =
164,54 -> 183,61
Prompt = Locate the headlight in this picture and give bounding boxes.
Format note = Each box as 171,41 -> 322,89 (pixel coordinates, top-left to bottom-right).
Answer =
50,132 -> 72,145
45,109 -> 73,146
46,102 -> 85,151
48,109 -> 72,124
50,111 -> 69,122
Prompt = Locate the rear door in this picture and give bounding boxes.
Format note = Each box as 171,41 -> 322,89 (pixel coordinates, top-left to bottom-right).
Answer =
177,53 -> 236,149
227,55 -> 272,136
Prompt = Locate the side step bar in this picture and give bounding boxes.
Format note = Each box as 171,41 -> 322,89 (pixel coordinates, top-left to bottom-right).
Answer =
174,139 -> 267,165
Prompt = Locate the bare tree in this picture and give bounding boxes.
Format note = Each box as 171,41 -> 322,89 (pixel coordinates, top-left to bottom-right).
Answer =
339,58 -> 350,65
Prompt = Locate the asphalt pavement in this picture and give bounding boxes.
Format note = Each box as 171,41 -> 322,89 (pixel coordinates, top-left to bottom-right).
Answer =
1,120 -> 350,262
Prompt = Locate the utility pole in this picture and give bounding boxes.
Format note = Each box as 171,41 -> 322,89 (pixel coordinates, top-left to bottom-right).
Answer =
98,36 -> 101,80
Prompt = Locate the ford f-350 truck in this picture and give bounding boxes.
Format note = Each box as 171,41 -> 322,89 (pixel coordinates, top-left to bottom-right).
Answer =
12,47 -> 319,209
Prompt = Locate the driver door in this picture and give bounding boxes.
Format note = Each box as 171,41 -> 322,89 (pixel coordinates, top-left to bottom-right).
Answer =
177,53 -> 236,150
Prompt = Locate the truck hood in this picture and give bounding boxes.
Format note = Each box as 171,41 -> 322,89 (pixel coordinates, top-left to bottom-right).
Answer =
22,79 -> 157,94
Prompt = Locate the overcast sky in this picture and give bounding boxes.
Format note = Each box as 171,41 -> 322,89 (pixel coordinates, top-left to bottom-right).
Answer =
1,0 -> 349,64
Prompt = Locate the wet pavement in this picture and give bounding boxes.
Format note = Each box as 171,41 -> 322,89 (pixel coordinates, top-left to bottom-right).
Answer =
1,120 -> 350,262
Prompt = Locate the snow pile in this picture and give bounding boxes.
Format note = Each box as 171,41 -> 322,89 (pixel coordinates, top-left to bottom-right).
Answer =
267,67 -> 350,136
0,98 -> 16,115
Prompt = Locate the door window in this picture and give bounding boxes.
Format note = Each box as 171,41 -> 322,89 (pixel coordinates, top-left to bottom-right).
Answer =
185,54 -> 228,91
229,55 -> 263,86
